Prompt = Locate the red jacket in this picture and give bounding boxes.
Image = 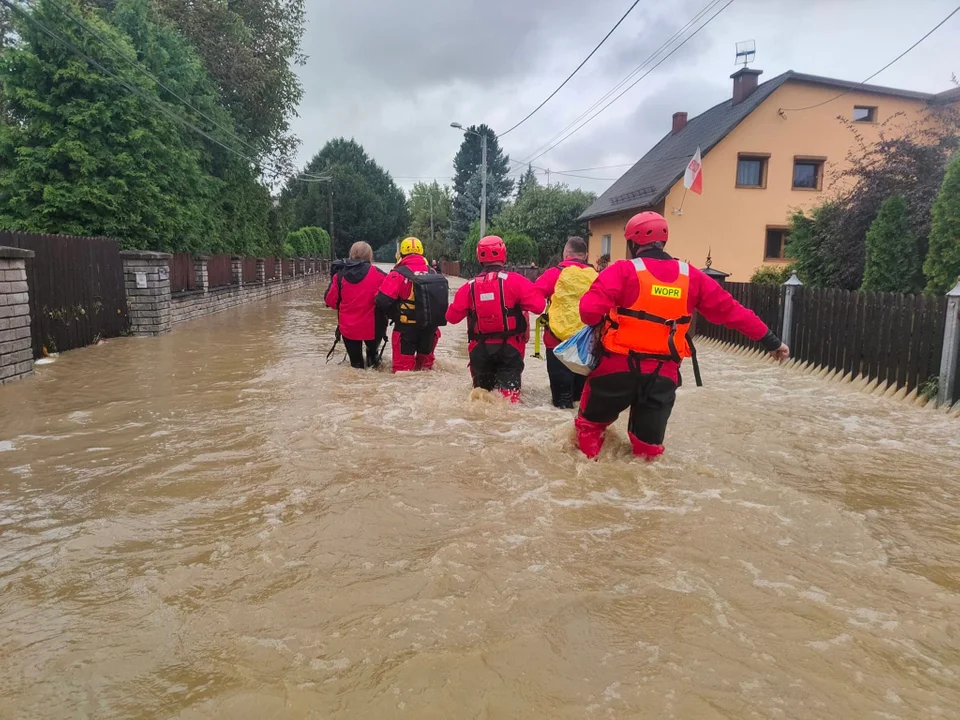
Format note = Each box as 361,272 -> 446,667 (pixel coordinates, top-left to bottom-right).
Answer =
447,266 -> 547,353
580,254 -> 771,382
378,254 -> 430,304
324,261 -> 386,341
534,259 -> 592,350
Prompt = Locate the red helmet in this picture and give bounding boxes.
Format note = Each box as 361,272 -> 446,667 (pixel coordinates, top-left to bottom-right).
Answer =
625,211 -> 669,245
477,235 -> 507,264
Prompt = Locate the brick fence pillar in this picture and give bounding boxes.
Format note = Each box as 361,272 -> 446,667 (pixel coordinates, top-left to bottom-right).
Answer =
297,257 -> 304,276
256,258 -> 266,285
275,257 -> 283,281
120,250 -> 172,336
0,246 -> 35,384
231,256 -> 243,286
194,256 -> 209,293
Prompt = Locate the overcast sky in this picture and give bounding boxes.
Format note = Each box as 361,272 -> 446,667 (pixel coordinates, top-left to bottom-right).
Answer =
289,0 -> 958,196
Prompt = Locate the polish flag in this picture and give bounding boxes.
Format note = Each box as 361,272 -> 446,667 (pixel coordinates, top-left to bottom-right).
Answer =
684,146 -> 703,195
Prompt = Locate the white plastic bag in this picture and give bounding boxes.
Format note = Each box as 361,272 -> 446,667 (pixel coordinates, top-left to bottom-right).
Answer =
554,324 -> 600,376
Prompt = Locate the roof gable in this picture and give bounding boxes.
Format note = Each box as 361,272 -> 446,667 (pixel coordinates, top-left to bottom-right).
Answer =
579,70 -> 941,221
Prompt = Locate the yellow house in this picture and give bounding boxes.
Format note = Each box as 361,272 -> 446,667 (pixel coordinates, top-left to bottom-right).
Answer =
581,69 -> 960,281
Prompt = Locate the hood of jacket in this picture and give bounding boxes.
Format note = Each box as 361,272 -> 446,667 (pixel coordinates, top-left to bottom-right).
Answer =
335,259 -> 373,284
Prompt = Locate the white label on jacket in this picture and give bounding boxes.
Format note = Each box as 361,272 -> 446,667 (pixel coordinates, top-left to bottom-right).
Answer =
479,292 -> 495,302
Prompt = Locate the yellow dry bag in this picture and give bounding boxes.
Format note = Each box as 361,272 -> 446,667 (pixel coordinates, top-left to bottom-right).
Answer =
547,265 -> 598,341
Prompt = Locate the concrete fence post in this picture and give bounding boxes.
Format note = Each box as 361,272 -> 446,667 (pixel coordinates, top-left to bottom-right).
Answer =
256,258 -> 266,285
781,271 -> 803,349
937,279 -> 960,407
194,256 -> 209,293
0,246 -> 35,384
120,250 -> 172,336
231,256 -> 243,286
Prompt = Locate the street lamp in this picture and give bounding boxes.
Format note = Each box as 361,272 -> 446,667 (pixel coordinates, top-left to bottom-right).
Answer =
450,122 -> 488,239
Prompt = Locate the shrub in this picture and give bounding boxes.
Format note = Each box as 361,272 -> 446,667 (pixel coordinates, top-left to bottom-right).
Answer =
750,264 -> 795,285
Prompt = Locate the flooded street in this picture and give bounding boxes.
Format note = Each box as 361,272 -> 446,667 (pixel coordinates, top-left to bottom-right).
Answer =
1,278 -> 960,719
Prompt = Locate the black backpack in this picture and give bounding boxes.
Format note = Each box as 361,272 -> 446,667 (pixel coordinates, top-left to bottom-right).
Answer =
396,267 -> 449,328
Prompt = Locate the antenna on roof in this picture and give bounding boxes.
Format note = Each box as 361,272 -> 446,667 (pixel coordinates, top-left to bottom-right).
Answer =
735,40 -> 756,67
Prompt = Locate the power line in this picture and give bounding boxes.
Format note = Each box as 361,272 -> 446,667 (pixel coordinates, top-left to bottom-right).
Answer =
3,0 -> 325,184
550,163 -> 635,172
518,0 -> 726,164
779,4 -> 960,113
498,0 -> 642,137
523,0 -> 736,165
550,171 -> 618,181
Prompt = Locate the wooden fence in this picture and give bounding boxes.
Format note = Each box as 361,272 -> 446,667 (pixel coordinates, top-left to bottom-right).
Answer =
0,231 -> 129,357
792,288 -> 946,398
696,283 -> 782,346
696,281 -> 949,399
265,258 -> 279,281
282,258 -> 293,277
170,252 -> 196,294
207,254 -> 233,288
242,257 -> 258,284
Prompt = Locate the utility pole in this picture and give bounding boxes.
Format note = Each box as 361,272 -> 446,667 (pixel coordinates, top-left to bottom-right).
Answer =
546,168 -> 551,187
480,133 -> 488,239
328,183 -> 335,260
429,190 -> 435,249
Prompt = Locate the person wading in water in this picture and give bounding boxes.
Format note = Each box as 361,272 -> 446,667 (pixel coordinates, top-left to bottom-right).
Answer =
324,241 -> 387,369
576,211 -> 789,460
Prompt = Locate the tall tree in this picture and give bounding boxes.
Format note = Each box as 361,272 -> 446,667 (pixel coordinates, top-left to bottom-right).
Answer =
150,0 -> 306,176
515,165 -> 538,201
407,181 -> 452,260
0,0 -> 231,252
495,183 -> 595,265
785,203 -> 845,288
449,124 -> 514,250
815,109 -> 959,289
924,153 -> 960,295
280,138 -> 408,257
860,195 -> 922,293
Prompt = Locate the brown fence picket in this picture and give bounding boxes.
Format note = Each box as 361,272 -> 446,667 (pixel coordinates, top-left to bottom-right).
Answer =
170,253 -> 195,293
1,230 -> 129,357
695,279 -> 949,397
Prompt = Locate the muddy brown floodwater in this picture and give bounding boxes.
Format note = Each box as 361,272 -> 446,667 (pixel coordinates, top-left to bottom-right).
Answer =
1,277 -> 960,719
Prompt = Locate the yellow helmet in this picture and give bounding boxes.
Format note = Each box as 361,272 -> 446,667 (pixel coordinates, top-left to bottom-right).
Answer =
399,237 -> 424,257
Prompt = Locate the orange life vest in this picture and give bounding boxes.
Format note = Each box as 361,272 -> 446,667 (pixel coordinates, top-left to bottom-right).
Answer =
602,258 -> 692,362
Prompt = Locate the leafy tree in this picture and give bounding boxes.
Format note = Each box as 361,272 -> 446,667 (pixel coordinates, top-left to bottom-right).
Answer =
407,181 -> 452,260
449,124 -> 514,250
811,109 -> 960,288
280,138 -> 408,257
149,0 -> 306,176
374,243 -> 397,263
460,220 -> 536,266
515,164 -> 538,201
0,0 -> 273,255
924,153 -> 960,294
750,264 -> 795,285
0,0 -> 216,251
285,226 -> 331,257
860,195 -> 922,293
785,203 -> 845,288
495,183 -> 595,265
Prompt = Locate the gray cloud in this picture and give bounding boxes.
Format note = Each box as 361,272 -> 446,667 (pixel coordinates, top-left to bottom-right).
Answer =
290,0 -> 959,195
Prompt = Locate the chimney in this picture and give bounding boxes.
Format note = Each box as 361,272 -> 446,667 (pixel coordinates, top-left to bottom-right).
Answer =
671,112 -> 688,135
730,68 -> 763,104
